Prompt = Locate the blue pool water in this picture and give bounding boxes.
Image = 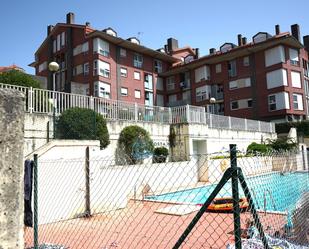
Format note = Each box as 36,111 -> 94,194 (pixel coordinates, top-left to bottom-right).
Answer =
146,172 -> 309,213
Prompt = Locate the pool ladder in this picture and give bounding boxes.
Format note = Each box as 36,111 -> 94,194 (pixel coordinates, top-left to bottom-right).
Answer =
263,189 -> 276,214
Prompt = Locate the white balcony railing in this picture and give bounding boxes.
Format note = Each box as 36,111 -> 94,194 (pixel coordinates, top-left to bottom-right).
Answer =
0,82 -> 275,133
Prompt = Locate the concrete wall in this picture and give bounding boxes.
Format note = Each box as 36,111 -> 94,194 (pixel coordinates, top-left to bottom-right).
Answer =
0,89 -> 25,249
24,113 -> 276,159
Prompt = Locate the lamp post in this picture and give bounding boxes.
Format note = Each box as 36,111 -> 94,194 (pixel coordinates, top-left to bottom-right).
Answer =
209,97 -> 216,115
48,62 -> 59,139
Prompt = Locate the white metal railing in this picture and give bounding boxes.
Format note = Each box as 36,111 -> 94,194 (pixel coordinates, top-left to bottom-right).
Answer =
0,83 -> 275,133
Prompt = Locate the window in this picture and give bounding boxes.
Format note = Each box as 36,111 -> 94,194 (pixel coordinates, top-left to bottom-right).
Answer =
93,38 -> 110,57
154,60 -> 162,73
120,48 -> 126,57
265,45 -> 285,67
73,64 -> 83,76
120,67 -> 127,77
156,77 -> 163,90
166,76 -> 175,91
94,81 -> 111,99
229,77 -> 251,90
144,74 -> 153,90
38,61 -> 47,73
168,94 -> 177,103
293,94 -> 303,110
215,64 -> 221,73
228,60 -> 237,77
99,62 -> 110,78
82,42 -> 89,53
135,90 -> 141,99
83,63 -> 89,76
73,42 -> 89,56
133,53 -> 143,68
291,71 -> 301,88
121,87 -> 128,96
61,32 -> 65,48
268,95 -> 276,111
247,99 -> 253,108
195,65 -> 210,82
230,101 -> 239,110
289,48 -> 299,65
196,85 -> 208,102
53,39 -> 56,53
266,69 -> 288,89
134,71 -> 141,80
156,94 -> 164,106
243,56 -> 250,66
57,34 -> 61,51
93,60 -> 98,75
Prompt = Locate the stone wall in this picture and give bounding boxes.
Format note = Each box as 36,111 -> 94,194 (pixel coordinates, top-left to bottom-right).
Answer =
0,89 -> 25,249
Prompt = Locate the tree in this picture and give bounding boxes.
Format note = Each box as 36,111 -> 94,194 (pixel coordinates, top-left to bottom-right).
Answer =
0,70 -> 41,88
117,125 -> 154,164
56,107 -> 110,149
153,147 -> 169,163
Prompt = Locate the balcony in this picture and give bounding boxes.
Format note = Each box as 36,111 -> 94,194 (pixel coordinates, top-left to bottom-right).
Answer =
144,81 -> 153,91
167,99 -> 191,107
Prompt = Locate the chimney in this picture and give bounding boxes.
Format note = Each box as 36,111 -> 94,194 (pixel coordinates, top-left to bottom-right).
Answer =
66,12 -> 75,24
164,44 -> 169,53
275,24 -> 280,35
209,48 -> 216,54
291,24 -> 300,42
237,34 -> 243,46
304,35 -> 309,51
85,22 -> 90,27
167,38 -> 179,52
242,37 -> 247,45
47,25 -> 54,35
194,48 -> 199,59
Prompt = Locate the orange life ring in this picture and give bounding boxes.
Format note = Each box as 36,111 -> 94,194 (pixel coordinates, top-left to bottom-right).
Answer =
198,197 -> 249,213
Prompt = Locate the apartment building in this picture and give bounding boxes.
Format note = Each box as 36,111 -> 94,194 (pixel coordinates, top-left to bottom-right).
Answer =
30,13 -> 309,122
160,25 -> 309,122
29,13 -> 182,107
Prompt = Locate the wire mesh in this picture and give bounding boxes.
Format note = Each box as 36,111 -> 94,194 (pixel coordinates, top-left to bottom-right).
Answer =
24,148 -> 309,249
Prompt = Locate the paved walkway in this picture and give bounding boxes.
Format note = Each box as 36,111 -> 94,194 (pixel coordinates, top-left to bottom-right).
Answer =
25,200 -> 286,249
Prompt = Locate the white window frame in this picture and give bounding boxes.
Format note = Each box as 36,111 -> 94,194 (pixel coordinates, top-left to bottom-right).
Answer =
83,62 -> 89,76
166,76 -> 175,91
120,67 -> 127,77
293,93 -> 303,110
289,48 -> 299,66
243,56 -> 250,66
291,71 -> 301,88
154,60 -> 162,73
121,87 -> 128,97
134,90 -> 141,99
120,48 -> 126,57
99,61 -> 110,78
134,71 -> 141,80
133,53 -> 143,68
61,32 -> 65,48
195,86 -> 208,102
230,100 -> 239,110
268,95 -> 277,111
215,64 -> 222,73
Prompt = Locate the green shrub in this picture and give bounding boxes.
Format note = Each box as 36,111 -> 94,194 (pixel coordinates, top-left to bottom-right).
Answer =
117,125 -> 154,164
0,70 -> 41,88
275,121 -> 309,137
267,137 -> 298,152
56,107 -> 110,149
153,147 -> 169,163
246,142 -> 269,155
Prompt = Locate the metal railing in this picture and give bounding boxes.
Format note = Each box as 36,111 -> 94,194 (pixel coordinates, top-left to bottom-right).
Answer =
0,82 -> 275,133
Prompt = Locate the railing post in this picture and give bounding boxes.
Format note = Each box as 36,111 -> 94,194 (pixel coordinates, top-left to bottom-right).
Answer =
229,116 -> 232,129
134,103 -> 138,121
168,107 -> 172,123
28,87 -> 33,113
209,113 -> 213,128
85,147 -> 91,216
33,154 -> 38,249
186,104 -> 190,123
230,144 -> 242,249
90,96 -> 94,111
258,121 -> 261,132
203,108 -> 207,124
244,118 -> 248,131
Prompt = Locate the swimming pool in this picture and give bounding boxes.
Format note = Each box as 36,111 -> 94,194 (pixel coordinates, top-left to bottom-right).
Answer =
146,172 -> 309,213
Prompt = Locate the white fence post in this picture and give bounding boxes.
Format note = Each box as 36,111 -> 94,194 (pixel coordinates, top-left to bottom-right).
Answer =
90,96 -> 94,111
168,107 -> 172,123
186,105 -> 190,123
134,103 -> 138,121
228,116 -> 232,129
209,113 -> 213,128
258,121 -> 261,132
244,118 -> 248,131
203,109 -> 206,124
28,87 -> 33,113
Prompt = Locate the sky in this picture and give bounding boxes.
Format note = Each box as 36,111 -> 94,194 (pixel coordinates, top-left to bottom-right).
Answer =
1,0 -> 309,74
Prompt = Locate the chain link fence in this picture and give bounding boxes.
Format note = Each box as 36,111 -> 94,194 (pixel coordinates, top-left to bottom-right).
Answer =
24,146 -> 309,249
